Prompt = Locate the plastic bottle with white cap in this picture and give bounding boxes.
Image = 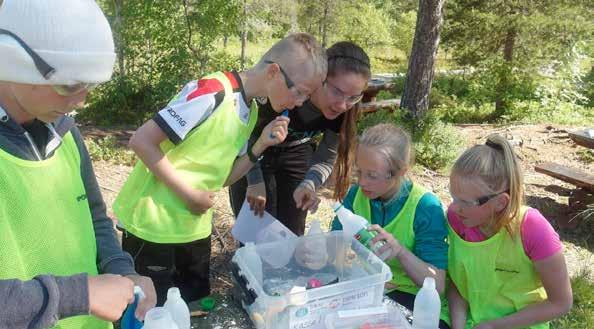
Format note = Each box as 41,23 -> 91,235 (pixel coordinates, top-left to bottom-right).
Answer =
163,287 -> 190,329
412,277 -> 441,329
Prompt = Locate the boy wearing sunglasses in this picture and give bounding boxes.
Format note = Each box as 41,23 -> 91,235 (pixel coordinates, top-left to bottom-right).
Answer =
113,33 -> 327,304
0,1 -> 156,328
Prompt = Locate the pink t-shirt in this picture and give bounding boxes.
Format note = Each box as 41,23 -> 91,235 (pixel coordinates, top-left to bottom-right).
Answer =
447,207 -> 562,261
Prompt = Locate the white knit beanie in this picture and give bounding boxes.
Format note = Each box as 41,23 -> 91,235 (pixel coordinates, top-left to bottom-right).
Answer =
0,0 -> 115,85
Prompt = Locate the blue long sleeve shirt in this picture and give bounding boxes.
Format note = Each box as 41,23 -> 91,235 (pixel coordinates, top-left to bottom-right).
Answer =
331,180 -> 448,270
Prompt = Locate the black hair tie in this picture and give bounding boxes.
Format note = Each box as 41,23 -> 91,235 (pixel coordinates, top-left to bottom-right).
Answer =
485,139 -> 503,151
328,55 -> 370,68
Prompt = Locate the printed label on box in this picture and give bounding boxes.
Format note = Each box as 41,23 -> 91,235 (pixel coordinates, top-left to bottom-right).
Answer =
288,288 -> 375,329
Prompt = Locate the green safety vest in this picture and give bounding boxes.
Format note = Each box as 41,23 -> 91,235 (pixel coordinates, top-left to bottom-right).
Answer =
448,207 -> 548,329
353,183 -> 450,324
114,72 -> 258,243
0,132 -> 111,329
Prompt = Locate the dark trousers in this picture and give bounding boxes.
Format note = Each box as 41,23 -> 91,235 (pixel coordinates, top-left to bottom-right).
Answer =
387,290 -> 451,329
122,231 -> 211,305
229,143 -> 314,236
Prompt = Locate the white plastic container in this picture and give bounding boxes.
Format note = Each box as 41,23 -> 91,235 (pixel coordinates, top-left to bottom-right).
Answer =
231,231 -> 392,329
163,287 -> 190,329
333,202 -> 390,260
141,307 -> 179,329
325,304 -> 411,329
412,277 -> 441,329
295,219 -> 329,271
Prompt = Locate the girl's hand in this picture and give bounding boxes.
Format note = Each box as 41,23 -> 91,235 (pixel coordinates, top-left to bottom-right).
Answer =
246,182 -> 267,217
293,184 -> 320,213
257,116 -> 290,148
368,224 -> 403,259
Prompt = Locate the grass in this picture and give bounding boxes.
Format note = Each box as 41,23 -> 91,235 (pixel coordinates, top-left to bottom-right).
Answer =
576,149 -> 594,165
551,268 -> 594,329
86,136 -> 136,166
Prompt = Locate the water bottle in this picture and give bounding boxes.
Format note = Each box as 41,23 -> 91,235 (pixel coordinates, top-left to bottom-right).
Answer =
121,286 -> 145,329
333,202 -> 390,260
141,307 -> 179,329
243,242 -> 263,284
412,277 -> 441,329
295,219 -> 329,270
163,287 -> 190,329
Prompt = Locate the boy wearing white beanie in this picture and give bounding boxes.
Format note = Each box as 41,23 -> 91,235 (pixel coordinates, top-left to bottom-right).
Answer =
0,1 -> 156,328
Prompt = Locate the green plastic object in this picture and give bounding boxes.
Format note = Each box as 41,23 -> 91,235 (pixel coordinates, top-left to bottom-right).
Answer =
200,296 -> 215,311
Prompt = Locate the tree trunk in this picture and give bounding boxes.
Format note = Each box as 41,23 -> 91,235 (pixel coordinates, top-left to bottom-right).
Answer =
240,0 -> 247,69
112,0 -> 125,76
494,28 -> 516,118
321,1 -> 329,47
290,0 -> 298,33
400,0 -> 446,119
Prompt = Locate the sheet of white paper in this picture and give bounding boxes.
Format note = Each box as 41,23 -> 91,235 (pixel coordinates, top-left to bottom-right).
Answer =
232,200 -> 298,268
231,200 -> 297,244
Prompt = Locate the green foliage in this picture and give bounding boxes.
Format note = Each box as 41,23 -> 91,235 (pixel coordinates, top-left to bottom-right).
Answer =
576,149 -> 594,165
551,269 -> 594,329
86,136 -> 136,166
580,66 -> 594,107
332,2 -> 392,50
83,0 -> 241,126
442,0 -> 594,119
357,110 -> 464,170
434,102 -> 495,124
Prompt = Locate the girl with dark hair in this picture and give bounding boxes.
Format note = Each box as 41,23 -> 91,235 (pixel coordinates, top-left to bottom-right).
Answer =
229,41 -> 370,235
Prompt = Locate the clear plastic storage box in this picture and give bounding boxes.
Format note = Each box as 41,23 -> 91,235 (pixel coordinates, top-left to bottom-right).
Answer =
231,231 -> 392,329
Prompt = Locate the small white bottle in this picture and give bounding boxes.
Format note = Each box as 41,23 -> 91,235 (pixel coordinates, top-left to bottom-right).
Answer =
244,242 -> 263,284
412,277 -> 441,329
333,202 -> 390,260
295,219 -> 329,270
163,288 -> 190,329
142,307 -> 179,329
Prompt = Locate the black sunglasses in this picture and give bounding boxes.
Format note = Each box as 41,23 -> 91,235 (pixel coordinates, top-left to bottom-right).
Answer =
264,60 -> 294,89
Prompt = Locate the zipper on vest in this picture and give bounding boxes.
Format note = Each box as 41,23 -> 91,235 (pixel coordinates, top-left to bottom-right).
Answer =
23,130 -> 42,160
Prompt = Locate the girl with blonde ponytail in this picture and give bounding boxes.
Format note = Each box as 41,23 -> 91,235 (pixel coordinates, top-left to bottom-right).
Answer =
447,134 -> 572,329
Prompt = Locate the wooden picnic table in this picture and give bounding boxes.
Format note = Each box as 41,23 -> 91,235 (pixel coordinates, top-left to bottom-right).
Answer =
569,129 -> 594,149
362,75 -> 397,103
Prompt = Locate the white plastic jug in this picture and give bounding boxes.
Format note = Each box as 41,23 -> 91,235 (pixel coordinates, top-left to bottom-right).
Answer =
295,219 -> 329,270
333,202 -> 390,260
141,307 -> 179,329
163,287 -> 190,329
244,242 -> 263,284
412,277 -> 441,329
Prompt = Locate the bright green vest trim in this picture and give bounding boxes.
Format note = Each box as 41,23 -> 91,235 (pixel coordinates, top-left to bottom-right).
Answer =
353,183 -> 426,294
114,72 -> 258,243
353,184 -> 450,325
448,207 -> 548,329
0,132 -> 111,329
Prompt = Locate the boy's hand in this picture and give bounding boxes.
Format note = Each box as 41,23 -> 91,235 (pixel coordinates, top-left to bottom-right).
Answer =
258,116 -> 290,148
293,184 -> 319,213
125,275 -> 157,321
184,189 -> 215,215
88,274 -> 135,322
247,182 -> 267,217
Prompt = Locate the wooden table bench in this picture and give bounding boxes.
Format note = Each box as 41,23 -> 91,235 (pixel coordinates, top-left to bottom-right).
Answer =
535,162 -> 594,191
362,76 -> 397,102
360,98 -> 400,114
569,129 -> 594,149
535,129 -> 594,227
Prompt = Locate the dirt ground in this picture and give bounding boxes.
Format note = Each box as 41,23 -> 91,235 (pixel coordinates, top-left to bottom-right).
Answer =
88,123 -> 593,328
